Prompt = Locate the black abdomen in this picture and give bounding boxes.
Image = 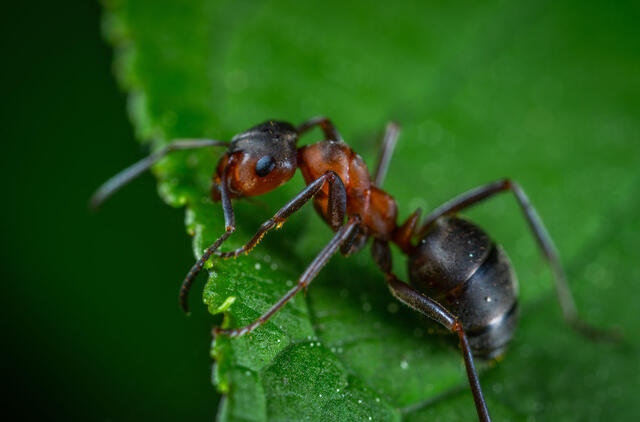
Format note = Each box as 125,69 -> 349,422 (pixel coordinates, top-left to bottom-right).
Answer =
409,216 -> 519,359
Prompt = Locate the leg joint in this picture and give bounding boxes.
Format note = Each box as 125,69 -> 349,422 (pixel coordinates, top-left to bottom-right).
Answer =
325,170 -> 339,182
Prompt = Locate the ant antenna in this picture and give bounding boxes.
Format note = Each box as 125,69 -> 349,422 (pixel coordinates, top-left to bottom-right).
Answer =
90,139 -> 228,210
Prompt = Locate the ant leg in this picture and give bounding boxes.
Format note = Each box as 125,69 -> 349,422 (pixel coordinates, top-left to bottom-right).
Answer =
90,138 -> 228,209
373,122 -> 401,188
214,215 -> 361,337
183,170 -> 346,312
180,166 -> 236,313
372,240 -> 490,421
215,170 -> 347,260
417,179 -> 618,341
387,275 -> 491,422
339,227 -> 368,256
391,208 -> 422,254
372,239 -> 491,422
296,116 -> 344,143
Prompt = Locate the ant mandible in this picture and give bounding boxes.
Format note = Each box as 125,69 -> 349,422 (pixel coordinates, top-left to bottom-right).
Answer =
92,117 -> 615,422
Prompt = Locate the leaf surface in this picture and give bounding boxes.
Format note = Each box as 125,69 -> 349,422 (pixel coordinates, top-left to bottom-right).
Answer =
104,0 -> 640,420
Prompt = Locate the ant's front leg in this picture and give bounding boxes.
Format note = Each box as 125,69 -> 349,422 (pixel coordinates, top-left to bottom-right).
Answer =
296,116 -> 344,143
90,139 -> 229,210
182,170 -> 346,312
184,171 -> 345,315
215,170 -> 347,260
180,164 -> 236,313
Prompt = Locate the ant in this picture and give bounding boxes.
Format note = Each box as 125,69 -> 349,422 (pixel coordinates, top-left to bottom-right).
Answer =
92,117 -> 616,422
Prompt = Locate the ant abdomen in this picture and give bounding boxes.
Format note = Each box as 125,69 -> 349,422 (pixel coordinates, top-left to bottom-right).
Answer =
409,216 -> 519,359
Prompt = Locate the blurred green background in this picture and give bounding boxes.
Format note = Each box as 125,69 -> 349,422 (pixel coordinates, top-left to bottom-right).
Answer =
3,1 -> 216,420
3,0 -> 639,421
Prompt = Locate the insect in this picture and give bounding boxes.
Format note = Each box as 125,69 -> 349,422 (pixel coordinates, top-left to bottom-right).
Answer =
92,117 -> 615,421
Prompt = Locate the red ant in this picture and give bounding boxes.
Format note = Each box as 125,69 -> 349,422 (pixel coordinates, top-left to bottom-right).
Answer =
92,117 -> 616,422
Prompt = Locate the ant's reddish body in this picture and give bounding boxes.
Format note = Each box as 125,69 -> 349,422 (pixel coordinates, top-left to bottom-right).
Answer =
92,117 -> 613,422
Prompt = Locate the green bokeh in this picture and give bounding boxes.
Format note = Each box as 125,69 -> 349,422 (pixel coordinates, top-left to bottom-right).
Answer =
4,0 -> 639,421
3,1 -> 216,420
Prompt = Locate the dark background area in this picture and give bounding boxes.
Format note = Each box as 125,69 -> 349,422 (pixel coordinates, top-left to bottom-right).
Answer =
2,1 -> 217,420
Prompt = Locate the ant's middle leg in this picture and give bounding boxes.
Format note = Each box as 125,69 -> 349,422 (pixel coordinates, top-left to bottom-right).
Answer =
373,121 -> 401,188
214,215 -> 361,337
371,239 -> 491,422
416,179 -> 618,341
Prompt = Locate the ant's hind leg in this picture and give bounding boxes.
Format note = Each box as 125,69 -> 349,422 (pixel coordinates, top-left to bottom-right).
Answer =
417,179 -> 619,341
214,215 -> 361,337
371,240 -> 490,421
385,272 -> 491,422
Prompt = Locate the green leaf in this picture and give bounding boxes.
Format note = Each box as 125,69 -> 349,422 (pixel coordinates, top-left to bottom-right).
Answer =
103,0 -> 640,420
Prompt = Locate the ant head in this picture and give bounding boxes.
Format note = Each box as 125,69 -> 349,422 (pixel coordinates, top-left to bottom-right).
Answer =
213,121 -> 298,199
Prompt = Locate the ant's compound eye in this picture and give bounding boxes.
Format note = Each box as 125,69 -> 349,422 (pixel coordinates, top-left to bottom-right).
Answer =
255,155 -> 276,177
